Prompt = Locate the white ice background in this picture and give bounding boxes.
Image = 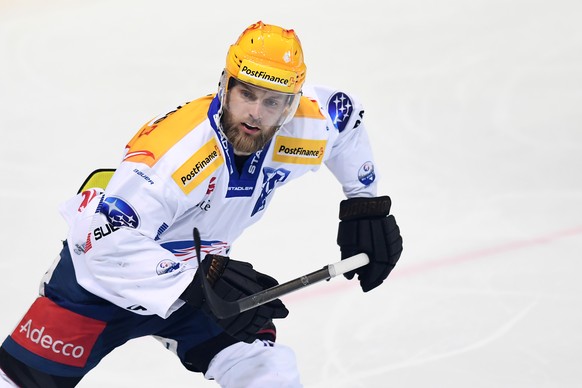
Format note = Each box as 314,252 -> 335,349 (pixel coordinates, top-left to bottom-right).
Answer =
1,1 -> 582,387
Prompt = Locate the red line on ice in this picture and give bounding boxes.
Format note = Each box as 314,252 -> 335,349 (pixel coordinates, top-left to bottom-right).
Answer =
283,225 -> 582,304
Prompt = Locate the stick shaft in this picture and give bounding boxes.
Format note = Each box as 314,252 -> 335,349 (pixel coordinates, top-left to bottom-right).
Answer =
237,253 -> 369,313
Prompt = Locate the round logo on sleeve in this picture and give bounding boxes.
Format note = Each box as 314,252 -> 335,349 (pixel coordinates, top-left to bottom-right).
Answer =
156,260 -> 181,275
358,161 -> 375,185
100,197 -> 140,228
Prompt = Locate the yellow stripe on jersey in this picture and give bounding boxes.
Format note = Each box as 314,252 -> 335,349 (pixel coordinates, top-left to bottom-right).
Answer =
294,96 -> 325,119
124,95 -> 214,167
172,138 -> 224,195
273,136 -> 327,165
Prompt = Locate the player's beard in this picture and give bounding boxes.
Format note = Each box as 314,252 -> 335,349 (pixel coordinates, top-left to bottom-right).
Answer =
221,109 -> 278,154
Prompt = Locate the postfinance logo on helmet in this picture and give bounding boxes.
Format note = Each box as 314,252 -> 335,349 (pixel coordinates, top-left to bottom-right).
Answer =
238,60 -> 297,93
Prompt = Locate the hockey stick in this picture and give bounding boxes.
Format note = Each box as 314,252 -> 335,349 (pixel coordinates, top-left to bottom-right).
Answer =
193,227 -> 369,319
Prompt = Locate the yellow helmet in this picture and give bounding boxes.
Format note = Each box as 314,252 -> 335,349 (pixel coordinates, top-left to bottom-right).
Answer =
225,21 -> 306,94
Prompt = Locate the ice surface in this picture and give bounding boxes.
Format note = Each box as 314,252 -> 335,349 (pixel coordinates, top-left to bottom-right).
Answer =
1,1 -> 581,387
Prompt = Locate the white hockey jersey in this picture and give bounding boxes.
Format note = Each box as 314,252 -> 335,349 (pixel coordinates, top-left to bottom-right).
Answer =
59,85 -> 378,319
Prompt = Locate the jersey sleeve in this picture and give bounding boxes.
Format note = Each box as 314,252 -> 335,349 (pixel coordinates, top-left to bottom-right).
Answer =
74,162 -> 200,318
314,86 -> 379,198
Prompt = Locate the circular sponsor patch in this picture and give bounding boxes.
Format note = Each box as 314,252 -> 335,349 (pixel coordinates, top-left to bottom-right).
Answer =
100,196 -> 139,228
358,161 -> 376,185
156,259 -> 181,275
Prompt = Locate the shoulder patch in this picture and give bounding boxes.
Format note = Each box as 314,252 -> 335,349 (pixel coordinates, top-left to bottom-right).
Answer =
124,95 -> 214,167
172,138 -> 224,195
327,92 -> 353,132
100,196 -> 140,228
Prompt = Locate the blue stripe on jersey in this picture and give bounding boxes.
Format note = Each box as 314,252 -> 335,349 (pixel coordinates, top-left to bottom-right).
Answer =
207,96 -> 271,198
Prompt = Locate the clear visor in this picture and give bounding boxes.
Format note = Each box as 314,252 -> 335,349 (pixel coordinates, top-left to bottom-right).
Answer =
222,75 -> 301,129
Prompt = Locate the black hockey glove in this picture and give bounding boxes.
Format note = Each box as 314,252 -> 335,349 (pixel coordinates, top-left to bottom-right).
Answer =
181,254 -> 289,344
337,195 -> 403,292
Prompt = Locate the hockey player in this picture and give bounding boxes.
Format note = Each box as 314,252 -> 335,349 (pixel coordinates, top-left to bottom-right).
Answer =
0,21 -> 403,387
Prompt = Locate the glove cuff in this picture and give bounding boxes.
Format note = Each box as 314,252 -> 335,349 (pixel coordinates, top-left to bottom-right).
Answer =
180,254 -> 229,307
339,196 -> 391,221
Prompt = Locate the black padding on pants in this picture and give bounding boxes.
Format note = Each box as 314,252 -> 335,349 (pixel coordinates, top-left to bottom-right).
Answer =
0,347 -> 83,388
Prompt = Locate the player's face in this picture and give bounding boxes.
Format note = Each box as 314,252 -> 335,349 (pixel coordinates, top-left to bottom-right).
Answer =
222,82 -> 290,154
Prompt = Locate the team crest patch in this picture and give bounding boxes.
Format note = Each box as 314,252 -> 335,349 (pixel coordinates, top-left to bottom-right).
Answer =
251,167 -> 290,216
100,196 -> 140,228
327,92 -> 354,132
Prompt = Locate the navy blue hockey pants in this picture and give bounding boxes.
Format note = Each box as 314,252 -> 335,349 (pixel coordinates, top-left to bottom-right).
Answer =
0,241 -> 237,382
